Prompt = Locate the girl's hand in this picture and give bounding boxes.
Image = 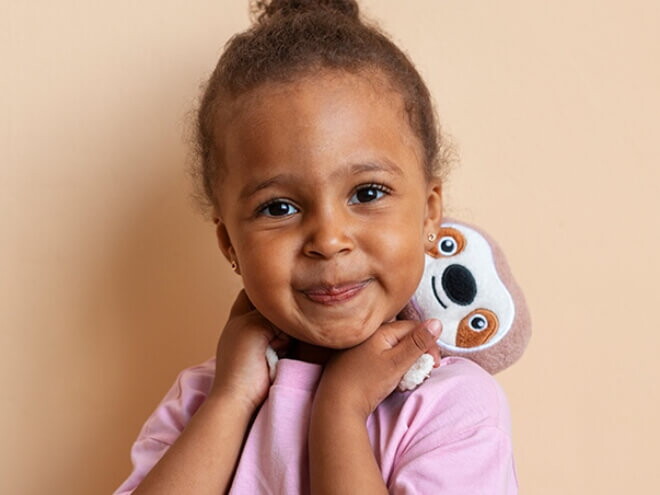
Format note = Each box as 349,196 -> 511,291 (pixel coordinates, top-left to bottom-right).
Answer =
314,319 -> 443,420
210,290 -> 290,413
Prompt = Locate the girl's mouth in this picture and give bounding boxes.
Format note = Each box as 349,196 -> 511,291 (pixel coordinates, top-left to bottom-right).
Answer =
302,279 -> 372,305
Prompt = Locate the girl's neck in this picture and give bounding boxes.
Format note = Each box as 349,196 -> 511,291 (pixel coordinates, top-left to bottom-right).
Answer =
286,339 -> 334,365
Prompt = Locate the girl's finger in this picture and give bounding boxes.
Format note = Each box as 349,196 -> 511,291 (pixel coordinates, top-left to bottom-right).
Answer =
387,320 -> 443,372
428,342 -> 442,367
379,319 -> 442,349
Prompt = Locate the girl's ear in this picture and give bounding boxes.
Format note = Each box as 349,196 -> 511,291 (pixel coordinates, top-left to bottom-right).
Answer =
423,180 -> 443,236
214,217 -> 240,273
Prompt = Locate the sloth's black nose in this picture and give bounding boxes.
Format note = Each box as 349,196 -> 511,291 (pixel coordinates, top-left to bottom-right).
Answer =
442,264 -> 477,305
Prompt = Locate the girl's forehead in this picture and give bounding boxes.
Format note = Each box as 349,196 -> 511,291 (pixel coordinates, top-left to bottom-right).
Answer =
211,68 -> 427,206
222,75 -> 420,162
226,69 -> 405,121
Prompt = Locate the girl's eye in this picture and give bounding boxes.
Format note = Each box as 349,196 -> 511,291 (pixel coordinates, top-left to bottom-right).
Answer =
258,200 -> 299,217
348,184 -> 389,205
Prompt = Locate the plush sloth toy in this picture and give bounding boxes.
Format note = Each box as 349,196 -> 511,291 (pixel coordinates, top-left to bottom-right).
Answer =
266,219 -> 532,391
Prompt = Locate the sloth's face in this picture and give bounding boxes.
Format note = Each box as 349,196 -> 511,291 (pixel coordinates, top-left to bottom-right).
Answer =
213,70 -> 442,354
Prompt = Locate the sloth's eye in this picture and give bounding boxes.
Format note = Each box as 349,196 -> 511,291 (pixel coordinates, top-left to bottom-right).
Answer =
469,314 -> 488,332
439,236 -> 458,256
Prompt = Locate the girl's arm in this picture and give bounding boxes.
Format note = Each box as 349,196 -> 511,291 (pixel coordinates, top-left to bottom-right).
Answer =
309,395 -> 388,495
309,320 -> 442,494
132,392 -> 254,495
129,291 -> 289,495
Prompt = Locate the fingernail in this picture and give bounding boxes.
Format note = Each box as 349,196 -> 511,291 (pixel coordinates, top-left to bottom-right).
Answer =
426,319 -> 442,337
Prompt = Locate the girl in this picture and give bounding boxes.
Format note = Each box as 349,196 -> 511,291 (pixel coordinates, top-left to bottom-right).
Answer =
115,1 -> 518,493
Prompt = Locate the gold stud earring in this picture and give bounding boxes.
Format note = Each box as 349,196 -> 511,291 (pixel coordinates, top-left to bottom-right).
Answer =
427,233 -> 437,242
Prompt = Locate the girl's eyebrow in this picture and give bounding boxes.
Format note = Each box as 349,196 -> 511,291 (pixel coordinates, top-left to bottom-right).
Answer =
346,160 -> 404,178
239,160 -> 403,200
239,173 -> 294,200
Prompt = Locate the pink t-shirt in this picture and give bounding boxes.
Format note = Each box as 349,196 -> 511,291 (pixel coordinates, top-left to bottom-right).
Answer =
114,356 -> 518,494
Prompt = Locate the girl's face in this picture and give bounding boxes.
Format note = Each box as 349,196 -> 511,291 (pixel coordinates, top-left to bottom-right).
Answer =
214,70 -> 442,349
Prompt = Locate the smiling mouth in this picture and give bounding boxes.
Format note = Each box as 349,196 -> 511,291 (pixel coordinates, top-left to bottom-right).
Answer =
302,279 -> 373,305
431,276 -> 448,309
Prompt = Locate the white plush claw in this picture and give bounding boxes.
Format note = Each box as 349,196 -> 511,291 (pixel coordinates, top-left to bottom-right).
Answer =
265,345 -> 279,381
398,353 -> 434,391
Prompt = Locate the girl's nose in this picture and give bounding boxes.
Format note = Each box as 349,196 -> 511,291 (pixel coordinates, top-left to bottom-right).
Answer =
303,208 -> 355,259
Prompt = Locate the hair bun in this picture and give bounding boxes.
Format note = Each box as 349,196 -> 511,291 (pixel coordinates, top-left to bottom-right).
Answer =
252,0 -> 360,24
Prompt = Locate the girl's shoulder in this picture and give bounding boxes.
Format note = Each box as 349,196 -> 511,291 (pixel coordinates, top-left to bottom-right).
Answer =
140,356 -> 216,441
380,356 -> 512,437
372,360 -> 518,492
149,354 -> 511,440
173,355 -> 217,385
424,355 -> 504,397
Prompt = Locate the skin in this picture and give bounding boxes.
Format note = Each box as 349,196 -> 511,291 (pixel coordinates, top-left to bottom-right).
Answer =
214,70 -> 442,359
134,69 -> 444,495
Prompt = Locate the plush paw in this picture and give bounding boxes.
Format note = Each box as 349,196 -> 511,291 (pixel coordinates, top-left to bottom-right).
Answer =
265,345 -> 279,381
398,353 -> 435,391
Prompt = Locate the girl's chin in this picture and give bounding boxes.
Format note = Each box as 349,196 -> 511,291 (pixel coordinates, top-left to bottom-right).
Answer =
310,325 -> 378,348
279,309 -> 399,354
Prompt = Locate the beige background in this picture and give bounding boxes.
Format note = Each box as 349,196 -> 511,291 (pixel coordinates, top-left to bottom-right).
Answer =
3,0 -> 659,493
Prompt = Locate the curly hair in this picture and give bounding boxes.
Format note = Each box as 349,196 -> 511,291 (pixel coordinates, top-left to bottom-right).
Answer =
190,0 -> 453,218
